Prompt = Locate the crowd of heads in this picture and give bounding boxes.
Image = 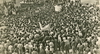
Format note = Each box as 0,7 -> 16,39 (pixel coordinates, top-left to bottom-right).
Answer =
0,0 -> 100,54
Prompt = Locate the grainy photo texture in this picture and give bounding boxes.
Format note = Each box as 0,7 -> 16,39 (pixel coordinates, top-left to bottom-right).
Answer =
0,0 -> 100,54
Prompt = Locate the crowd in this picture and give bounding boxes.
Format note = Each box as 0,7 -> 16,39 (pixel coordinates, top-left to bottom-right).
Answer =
0,0 -> 99,54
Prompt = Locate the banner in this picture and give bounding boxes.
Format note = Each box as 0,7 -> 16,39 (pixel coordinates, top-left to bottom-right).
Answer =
39,22 -> 52,31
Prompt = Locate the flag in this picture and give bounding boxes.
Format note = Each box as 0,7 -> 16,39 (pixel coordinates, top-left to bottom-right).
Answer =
39,22 -> 52,31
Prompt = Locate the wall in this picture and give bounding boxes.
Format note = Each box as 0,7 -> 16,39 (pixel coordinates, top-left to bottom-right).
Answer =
81,0 -> 96,4
0,0 -> 11,3
0,0 -> 99,5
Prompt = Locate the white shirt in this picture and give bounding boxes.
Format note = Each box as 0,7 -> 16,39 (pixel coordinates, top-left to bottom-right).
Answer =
12,52 -> 18,54
49,42 -> 54,47
50,47 -> 54,51
12,11 -> 16,15
79,31 -> 82,36
88,52 -> 91,54
29,44 -> 33,49
71,0 -> 75,2
8,45 -> 13,51
25,53 -> 29,54
69,49 -> 73,52
87,37 -> 91,42
0,44 -> 3,51
24,44 -> 29,49
17,44 -> 23,49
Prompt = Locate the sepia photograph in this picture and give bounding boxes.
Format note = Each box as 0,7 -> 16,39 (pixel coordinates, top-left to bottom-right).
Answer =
0,0 -> 100,54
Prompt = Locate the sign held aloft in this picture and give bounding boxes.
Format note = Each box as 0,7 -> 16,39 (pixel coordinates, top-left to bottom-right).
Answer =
54,5 -> 62,12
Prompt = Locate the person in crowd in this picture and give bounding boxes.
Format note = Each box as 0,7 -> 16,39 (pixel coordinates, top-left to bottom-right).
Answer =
0,42 -> 4,54
45,46 -> 51,54
0,0 -> 99,54
39,43 -> 46,54
8,44 -> 13,54
12,49 -> 18,54
17,42 -> 23,54
55,48 -> 62,54
31,48 -> 38,54
28,42 -> 33,54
